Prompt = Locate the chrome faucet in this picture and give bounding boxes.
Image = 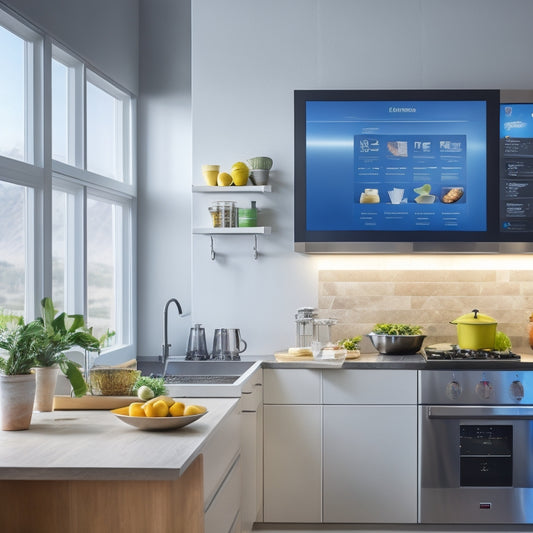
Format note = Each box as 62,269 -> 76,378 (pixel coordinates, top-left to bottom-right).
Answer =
162,298 -> 183,376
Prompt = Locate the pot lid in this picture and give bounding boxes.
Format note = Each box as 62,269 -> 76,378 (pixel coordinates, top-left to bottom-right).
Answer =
451,308 -> 497,325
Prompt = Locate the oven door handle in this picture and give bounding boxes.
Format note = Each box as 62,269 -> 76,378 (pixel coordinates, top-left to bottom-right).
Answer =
427,405 -> 533,419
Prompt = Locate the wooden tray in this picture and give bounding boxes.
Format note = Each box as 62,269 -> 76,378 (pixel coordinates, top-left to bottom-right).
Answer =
53,395 -> 138,410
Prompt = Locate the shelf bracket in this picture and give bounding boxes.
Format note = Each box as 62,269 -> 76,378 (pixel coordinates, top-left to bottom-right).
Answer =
210,235 -> 216,261
252,234 -> 258,260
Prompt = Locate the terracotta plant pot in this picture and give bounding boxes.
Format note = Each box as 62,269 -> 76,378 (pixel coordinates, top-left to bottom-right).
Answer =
33,366 -> 59,412
0,373 -> 36,431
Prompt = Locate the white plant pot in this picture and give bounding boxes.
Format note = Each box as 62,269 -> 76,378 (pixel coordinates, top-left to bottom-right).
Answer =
0,373 -> 36,430
33,366 -> 60,412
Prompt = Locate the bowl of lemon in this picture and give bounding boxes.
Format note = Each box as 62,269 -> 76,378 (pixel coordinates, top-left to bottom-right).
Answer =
111,396 -> 207,431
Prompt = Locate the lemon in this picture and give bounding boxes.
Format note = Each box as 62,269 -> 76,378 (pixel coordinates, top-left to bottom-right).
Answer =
230,162 -> 250,186
111,405 -> 130,415
128,402 -> 146,417
143,395 -> 174,407
144,399 -> 169,417
169,401 -> 185,417
137,385 -> 154,401
184,404 -> 207,416
217,172 -> 233,186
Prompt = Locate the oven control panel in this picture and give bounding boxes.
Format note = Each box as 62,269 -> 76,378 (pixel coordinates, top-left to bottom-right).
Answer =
419,370 -> 533,405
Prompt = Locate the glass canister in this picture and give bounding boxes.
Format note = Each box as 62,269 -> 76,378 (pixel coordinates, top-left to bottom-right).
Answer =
295,307 -> 317,347
313,318 -> 338,345
209,201 -> 237,228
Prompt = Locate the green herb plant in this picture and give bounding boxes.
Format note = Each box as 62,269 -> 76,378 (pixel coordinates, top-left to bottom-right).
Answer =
340,336 -> 362,350
32,297 -> 100,397
132,375 -> 167,397
372,323 -> 423,336
0,318 -> 42,375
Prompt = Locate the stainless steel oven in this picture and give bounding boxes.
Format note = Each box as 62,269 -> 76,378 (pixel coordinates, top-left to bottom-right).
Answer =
419,369 -> 533,524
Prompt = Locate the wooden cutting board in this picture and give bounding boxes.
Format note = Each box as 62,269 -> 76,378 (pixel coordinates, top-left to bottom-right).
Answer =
274,352 -> 314,362
274,350 -> 361,363
53,395 -> 138,410
274,350 -> 361,362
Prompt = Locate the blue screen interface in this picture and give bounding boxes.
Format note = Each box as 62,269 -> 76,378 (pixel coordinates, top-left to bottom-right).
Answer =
500,103 -> 533,233
305,100 -> 488,232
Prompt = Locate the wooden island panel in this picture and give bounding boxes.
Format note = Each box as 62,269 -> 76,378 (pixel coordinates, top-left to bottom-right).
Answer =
0,454 -> 204,533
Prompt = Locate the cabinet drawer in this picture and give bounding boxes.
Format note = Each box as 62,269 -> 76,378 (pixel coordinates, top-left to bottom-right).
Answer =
323,369 -> 417,404
202,402 -> 240,508
264,369 -> 321,404
241,367 -> 263,412
205,456 -> 241,533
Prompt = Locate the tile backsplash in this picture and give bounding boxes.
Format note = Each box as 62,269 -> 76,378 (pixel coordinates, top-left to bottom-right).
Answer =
318,270 -> 533,354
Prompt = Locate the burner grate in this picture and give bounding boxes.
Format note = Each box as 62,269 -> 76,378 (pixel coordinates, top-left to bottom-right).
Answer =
424,345 -> 521,361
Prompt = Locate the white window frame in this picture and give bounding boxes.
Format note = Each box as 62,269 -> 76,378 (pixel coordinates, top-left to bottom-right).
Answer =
0,5 -> 136,360
0,7 -> 43,319
51,43 -> 84,168
86,69 -> 132,185
86,188 -> 134,352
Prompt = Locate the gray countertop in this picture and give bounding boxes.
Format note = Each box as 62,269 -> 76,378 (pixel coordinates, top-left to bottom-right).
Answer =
257,352 -> 533,370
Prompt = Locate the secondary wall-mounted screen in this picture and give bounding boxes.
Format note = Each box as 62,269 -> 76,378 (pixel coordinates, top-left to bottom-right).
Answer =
500,101 -> 533,235
294,89 -> 521,253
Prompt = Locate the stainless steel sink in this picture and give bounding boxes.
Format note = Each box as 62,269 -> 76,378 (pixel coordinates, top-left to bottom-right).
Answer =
136,357 -> 260,397
164,360 -> 255,377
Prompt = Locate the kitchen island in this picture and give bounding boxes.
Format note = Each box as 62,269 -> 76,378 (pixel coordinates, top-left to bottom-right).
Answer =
0,397 -> 239,533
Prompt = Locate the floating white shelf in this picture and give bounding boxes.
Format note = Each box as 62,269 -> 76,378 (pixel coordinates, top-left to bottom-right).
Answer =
192,185 -> 271,193
193,227 -> 272,260
193,226 -> 271,235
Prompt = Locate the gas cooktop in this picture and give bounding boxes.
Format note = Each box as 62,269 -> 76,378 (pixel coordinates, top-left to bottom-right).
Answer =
423,343 -> 521,361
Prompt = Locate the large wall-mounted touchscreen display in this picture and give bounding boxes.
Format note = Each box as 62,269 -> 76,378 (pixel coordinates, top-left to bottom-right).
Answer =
294,89 -> 503,252
306,99 -> 487,232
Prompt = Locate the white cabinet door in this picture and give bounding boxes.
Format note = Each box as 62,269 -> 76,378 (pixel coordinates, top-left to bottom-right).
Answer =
240,367 -> 262,533
263,404 -> 322,522
323,369 -> 417,405
263,369 -> 321,404
323,404 -> 417,523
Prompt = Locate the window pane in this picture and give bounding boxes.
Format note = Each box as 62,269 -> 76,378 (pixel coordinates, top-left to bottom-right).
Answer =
86,81 -> 123,181
52,59 -> 69,163
0,25 -> 25,162
0,180 -> 26,322
52,189 -> 67,310
87,197 -> 117,345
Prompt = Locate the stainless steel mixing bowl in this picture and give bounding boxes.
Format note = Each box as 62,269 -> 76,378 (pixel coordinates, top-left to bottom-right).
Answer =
367,333 -> 426,355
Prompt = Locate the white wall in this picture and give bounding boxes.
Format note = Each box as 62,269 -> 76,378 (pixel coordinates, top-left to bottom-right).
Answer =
188,0 -> 533,356
137,0 -> 192,358
2,0 -> 139,93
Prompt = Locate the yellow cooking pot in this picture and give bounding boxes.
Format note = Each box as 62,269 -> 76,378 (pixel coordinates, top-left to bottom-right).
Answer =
450,309 -> 497,350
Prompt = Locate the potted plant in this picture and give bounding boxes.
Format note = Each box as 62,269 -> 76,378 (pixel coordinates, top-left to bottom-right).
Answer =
0,318 -> 42,430
32,297 -> 100,411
